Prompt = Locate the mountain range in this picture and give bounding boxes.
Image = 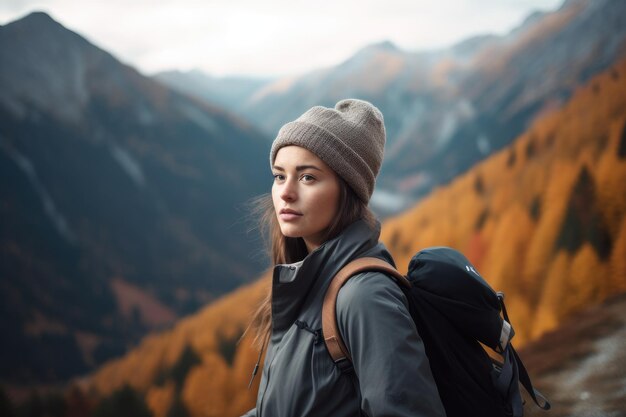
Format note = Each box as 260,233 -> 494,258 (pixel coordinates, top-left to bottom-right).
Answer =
1,0 -> 626,401
157,0 -> 626,215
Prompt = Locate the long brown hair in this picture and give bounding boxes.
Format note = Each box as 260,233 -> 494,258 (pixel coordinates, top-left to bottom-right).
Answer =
245,177 -> 376,349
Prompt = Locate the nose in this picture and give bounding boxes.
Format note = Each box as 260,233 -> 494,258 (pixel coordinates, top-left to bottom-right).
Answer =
280,179 -> 297,202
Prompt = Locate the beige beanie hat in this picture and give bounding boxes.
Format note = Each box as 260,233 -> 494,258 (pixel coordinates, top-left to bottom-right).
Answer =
269,99 -> 386,203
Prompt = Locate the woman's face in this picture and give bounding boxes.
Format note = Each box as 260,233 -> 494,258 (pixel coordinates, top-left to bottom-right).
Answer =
272,146 -> 341,252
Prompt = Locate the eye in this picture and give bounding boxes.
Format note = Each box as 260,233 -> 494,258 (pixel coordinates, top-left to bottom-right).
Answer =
300,174 -> 316,182
273,173 -> 285,182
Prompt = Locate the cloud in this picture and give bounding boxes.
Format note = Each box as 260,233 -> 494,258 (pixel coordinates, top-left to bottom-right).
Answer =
0,0 -> 565,76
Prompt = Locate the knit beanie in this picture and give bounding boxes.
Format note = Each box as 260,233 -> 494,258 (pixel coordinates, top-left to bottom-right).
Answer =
269,99 -> 386,203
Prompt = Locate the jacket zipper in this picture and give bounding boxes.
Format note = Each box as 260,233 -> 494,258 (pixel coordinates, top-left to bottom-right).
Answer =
257,341 -> 283,417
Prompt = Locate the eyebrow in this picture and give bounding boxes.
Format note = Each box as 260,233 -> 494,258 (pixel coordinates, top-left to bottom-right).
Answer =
272,164 -> 323,172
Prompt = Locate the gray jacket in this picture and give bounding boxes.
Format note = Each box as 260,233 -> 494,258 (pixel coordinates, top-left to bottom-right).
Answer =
243,220 -> 446,417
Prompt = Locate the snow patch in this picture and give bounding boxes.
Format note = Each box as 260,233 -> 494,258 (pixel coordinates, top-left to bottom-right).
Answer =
457,99 -> 476,119
136,105 -> 155,126
1,140 -> 77,243
110,144 -> 145,187
177,101 -> 218,134
370,188 -> 412,214
437,113 -> 458,150
477,135 -> 491,155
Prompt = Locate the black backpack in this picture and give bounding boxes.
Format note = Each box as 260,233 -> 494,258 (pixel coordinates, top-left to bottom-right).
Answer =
322,246 -> 551,417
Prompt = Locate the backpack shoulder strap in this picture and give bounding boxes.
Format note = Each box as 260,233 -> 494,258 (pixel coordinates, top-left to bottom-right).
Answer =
322,257 -> 410,365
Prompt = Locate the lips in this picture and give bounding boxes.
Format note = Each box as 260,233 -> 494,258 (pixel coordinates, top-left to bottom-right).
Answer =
279,208 -> 302,221
280,208 -> 302,215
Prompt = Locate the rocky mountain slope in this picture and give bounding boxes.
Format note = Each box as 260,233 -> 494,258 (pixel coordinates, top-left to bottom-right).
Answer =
521,293 -> 626,417
0,12 -> 270,383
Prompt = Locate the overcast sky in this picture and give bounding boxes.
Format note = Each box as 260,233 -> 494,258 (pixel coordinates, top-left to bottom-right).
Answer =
1,0 -> 564,78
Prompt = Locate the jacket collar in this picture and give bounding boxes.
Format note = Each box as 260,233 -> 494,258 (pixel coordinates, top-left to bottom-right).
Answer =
270,219 -> 393,343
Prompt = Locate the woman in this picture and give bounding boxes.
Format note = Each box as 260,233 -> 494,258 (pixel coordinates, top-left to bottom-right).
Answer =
242,99 -> 445,417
